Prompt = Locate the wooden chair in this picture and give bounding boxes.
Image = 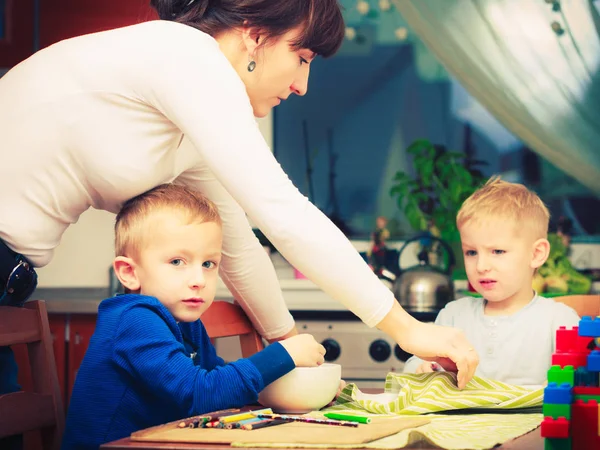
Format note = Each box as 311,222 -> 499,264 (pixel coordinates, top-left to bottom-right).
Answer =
0,300 -> 64,450
202,301 -> 264,357
553,294 -> 600,318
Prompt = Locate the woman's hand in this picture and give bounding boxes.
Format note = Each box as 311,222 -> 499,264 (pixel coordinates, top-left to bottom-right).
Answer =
401,321 -> 479,389
376,302 -> 479,389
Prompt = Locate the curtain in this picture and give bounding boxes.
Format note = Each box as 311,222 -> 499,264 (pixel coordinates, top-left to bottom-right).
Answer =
392,0 -> 600,196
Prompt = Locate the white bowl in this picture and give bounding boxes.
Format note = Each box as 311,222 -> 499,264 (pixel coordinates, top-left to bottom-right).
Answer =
258,363 -> 341,413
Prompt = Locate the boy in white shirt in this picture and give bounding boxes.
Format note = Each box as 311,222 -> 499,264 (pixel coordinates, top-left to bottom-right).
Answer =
404,176 -> 580,386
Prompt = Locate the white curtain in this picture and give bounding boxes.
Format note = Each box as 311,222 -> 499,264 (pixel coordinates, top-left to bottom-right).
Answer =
392,0 -> 600,196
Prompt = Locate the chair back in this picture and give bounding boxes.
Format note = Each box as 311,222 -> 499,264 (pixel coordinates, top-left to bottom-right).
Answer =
202,301 -> 264,357
0,300 -> 64,450
553,294 -> 600,318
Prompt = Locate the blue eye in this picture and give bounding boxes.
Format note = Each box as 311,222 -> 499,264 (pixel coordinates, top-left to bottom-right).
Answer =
203,261 -> 217,269
170,259 -> 183,266
465,250 -> 476,257
493,249 -> 506,255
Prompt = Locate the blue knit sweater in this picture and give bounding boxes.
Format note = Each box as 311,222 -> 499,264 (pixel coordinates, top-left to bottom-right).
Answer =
61,295 -> 295,449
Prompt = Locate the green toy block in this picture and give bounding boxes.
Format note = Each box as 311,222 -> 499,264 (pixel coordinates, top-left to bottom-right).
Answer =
574,394 -> 600,402
545,437 -> 572,450
547,365 -> 575,386
542,403 -> 571,419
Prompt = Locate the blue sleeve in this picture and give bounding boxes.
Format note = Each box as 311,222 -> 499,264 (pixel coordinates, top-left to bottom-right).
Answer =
403,305 -> 455,373
113,306 -> 294,416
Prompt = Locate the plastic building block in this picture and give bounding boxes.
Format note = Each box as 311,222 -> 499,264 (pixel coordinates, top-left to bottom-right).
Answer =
579,316 -> 600,338
540,417 -> 570,438
544,437 -> 572,450
552,352 -> 588,369
556,326 -> 594,352
544,383 -> 573,404
548,365 -> 575,386
574,394 -> 600,402
573,386 -> 600,396
574,366 -> 599,386
588,350 -> 600,372
571,399 -> 600,450
543,403 -> 571,419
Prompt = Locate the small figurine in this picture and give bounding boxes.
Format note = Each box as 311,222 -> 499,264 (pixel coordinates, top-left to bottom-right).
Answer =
368,216 -> 390,275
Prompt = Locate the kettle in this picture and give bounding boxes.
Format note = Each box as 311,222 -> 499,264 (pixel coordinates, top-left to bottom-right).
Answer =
392,234 -> 455,312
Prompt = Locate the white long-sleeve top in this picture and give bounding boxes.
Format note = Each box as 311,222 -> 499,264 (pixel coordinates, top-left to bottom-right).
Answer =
0,20 -> 394,338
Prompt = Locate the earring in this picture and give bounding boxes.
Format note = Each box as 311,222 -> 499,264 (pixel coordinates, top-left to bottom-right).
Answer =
247,60 -> 256,72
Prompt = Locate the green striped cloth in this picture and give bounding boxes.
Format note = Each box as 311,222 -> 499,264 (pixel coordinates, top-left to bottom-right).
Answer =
232,372 -> 544,450
329,372 -> 543,415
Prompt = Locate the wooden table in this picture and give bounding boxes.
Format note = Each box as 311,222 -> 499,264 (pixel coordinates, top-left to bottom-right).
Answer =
100,388 -> 544,450
101,429 -> 542,450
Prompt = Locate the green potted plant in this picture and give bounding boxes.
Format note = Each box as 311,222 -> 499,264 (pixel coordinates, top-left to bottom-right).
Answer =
389,139 -> 487,278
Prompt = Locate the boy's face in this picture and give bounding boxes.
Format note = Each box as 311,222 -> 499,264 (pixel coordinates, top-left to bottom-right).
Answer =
460,218 -> 548,311
132,211 -> 223,322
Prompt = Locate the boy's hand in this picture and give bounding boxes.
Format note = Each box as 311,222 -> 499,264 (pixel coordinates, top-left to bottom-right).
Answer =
336,379 -> 347,397
415,361 -> 441,373
279,334 -> 326,367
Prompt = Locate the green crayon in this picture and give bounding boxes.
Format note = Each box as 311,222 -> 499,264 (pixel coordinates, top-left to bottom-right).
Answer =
323,413 -> 371,424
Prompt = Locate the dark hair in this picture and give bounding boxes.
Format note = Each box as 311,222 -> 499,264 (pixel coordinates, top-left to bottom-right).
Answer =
150,0 -> 345,58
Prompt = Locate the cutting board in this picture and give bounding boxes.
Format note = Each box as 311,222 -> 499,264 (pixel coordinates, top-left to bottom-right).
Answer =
131,416 -> 429,445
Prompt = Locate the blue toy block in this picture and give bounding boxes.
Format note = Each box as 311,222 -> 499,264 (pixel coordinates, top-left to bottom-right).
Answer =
588,350 -> 600,372
578,316 -> 600,337
544,382 -> 573,404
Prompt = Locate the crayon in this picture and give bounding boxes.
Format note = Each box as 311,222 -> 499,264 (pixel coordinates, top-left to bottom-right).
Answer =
220,408 -> 273,424
323,413 -> 371,424
256,414 -> 359,427
243,418 -> 288,430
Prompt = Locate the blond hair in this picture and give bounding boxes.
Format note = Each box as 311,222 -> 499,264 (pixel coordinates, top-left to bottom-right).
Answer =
115,184 -> 222,258
457,176 -> 549,239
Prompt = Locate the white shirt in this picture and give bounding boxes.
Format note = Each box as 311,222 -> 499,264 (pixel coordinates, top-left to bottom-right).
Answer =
0,20 -> 394,338
403,295 -> 581,386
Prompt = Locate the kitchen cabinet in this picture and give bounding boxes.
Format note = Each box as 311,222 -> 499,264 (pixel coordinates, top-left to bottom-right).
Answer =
67,314 -> 97,405
0,0 -> 35,67
39,0 -> 156,49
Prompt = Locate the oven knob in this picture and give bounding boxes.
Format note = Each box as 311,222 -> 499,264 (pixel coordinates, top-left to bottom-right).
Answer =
394,345 -> 413,362
321,339 -> 341,361
369,339 -> 391,362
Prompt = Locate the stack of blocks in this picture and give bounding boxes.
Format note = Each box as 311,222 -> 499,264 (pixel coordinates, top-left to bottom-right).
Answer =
542,316 -> 600,449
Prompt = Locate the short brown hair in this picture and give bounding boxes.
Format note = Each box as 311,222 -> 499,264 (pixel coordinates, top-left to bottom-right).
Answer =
115,183 -> 221,258
457,176 -> 550,239
150,0 -> 345,58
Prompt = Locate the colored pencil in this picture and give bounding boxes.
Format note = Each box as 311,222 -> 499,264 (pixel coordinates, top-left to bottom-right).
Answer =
256,414 -> 359,427
219,408 -> 273,424
243,418 -> 288,430
323,413 -> 371,424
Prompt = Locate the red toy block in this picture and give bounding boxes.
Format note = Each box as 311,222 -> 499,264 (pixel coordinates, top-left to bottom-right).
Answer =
571,400 -> 600,450
540,416 -> 570,438
573,386 -> 600,396
552,352 -> 589,369
556,326 -> 594,353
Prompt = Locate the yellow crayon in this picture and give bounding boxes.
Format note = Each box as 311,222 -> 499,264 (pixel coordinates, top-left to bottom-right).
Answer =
220,408 -> 273,424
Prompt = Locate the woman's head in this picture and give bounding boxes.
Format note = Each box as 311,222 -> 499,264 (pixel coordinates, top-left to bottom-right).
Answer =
151,0 -> 344,57
151,0 -> 345,117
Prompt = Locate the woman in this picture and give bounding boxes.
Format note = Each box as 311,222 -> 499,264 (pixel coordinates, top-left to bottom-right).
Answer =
0,0 -> 478,399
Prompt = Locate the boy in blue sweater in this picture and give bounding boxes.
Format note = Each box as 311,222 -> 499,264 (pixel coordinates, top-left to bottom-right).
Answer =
62,184 -> 327,449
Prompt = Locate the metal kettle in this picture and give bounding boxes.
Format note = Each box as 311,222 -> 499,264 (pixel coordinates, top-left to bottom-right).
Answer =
392,235 -> 455,312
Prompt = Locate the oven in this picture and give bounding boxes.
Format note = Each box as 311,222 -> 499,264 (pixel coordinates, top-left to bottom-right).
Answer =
214,308 -> 438,389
